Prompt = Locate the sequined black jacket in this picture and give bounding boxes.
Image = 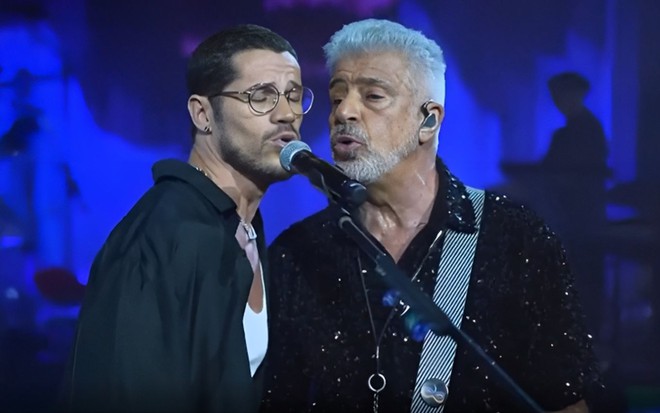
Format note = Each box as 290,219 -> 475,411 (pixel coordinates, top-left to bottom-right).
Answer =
263,159 -> 600,413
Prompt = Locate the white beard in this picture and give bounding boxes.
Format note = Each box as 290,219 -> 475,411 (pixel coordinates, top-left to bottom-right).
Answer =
336,134 -> 418,184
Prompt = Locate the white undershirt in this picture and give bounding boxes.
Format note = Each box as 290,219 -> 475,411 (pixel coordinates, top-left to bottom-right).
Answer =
242,262 -> 268,377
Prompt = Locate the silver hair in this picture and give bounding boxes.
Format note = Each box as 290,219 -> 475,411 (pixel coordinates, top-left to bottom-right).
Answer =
323,18 -> 447,104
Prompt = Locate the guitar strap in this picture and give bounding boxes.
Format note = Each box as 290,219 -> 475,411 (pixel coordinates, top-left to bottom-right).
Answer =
410,187 -> 485,412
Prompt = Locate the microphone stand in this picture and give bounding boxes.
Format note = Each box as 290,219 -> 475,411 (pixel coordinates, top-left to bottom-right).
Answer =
332,205 -> 544,413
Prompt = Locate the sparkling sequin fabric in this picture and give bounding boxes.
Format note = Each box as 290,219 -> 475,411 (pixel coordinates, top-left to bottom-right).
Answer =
263,159 -> 601,413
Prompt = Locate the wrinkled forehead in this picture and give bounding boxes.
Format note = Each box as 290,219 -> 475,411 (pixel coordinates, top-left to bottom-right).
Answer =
330,50 -> 414,89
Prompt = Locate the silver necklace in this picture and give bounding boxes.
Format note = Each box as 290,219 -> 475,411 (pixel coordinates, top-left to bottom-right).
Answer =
191,163 -> 256,241
190,163 -> 208,177
357,228 -> 445,413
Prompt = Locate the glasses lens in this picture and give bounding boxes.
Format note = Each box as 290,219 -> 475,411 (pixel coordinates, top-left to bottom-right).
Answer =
249,84 -> 280,113
287,87 -> 314,115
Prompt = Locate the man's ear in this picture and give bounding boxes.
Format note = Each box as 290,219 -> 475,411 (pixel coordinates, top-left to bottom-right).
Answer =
188,94 -> 213,134
419,101 -> 444,144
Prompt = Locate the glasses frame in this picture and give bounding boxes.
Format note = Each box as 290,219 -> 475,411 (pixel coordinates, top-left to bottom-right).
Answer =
210,82 -> 313,115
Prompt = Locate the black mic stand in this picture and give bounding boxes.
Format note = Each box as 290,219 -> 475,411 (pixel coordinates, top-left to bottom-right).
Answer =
332,205 -> 544,413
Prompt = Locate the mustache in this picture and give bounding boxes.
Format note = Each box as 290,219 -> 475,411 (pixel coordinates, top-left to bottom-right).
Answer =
330,124 -> 369,145
264,125 -> 300,141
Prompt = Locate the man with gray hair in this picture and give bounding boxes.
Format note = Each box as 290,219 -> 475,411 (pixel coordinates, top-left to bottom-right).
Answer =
263,19 -> 600,413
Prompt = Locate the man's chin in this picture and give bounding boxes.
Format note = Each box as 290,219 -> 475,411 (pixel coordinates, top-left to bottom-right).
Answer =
334,161 -> 363,181
334,159 -> 353,171
245,158 -> 293,188
265,164 -> 295,183
274,168 -> 296,182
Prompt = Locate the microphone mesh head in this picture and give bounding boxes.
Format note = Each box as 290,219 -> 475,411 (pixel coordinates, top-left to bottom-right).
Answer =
279,140 -> 311,171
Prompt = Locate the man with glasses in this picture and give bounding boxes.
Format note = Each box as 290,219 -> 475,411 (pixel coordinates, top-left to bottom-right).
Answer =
62,24 -> 313,413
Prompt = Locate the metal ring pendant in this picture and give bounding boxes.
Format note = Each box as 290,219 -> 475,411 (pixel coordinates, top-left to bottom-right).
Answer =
367,373 -> 387,393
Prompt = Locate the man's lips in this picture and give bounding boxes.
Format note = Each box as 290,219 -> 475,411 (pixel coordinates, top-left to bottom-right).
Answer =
269,132 -> 298,147
332,135 -> 364,151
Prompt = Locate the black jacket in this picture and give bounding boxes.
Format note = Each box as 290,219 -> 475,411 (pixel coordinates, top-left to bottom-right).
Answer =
62,159 -> 269,413
263,158 -> 600,412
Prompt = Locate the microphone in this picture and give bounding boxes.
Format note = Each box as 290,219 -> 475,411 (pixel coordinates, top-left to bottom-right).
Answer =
280,141 -> 367,207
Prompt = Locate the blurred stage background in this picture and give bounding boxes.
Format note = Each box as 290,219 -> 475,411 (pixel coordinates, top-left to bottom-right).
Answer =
0,0 -> 658,411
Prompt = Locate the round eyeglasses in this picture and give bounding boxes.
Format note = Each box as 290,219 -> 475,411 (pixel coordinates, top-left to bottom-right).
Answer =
212,83 -> 314,115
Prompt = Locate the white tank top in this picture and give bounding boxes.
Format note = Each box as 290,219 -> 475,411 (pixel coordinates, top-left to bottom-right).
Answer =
242,263 -> 268,377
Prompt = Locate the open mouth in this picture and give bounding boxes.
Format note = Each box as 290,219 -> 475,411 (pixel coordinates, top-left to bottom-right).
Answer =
270,133 -> 298,147
333,135 -> 363,152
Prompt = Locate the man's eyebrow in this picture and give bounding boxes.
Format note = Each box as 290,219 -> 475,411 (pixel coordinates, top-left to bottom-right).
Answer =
286,80 -> 303,89
329,78 -> 346,89
329,77 -> 393,92
356,77 -> 390,88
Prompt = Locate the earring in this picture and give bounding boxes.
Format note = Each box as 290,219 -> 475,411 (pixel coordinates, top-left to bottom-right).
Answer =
203,125 -> 211,133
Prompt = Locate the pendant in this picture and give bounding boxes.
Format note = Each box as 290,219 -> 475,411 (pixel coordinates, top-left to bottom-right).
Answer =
240,220 -> 258,241
367,373 -> 387,393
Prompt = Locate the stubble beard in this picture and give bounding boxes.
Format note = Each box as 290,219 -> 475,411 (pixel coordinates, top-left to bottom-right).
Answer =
216,124 -> 291,187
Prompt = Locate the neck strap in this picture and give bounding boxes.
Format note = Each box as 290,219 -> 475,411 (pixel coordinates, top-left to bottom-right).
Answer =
411,186 -> 485,412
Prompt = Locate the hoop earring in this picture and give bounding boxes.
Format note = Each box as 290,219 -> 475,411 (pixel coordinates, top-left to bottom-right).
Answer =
203,125 -> 211,133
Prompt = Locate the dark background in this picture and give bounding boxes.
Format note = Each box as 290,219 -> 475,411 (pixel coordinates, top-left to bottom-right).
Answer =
1,0 -> 659,411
